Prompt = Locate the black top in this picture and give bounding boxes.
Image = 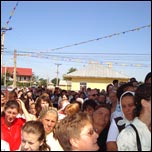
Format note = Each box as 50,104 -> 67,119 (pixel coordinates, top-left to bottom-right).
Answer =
97,125 -> 110,151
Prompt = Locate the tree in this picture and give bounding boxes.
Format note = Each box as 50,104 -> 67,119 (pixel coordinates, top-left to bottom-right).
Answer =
51,78 -> 60,86
67,67 -> 77,74
38,78 -> 47,87
28,73 -> 39,86
50,67 -> 77,85
63,67 -> 77,80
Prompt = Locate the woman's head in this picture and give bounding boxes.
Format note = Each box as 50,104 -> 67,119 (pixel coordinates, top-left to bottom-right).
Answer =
8,91 -> 18,101
54,112 -> 99,151
120,91 -> 135,121
61,94 -> 69,101
29,102 -> 37,115
144,72 -> 151,84
93,104 -> 111,133
1,91 -> 6,105
20,120 -> 50,151
82,99 -> 97,116
64,103 -> 81,116
35,93 -> 52,117
134,83 -> 151,117
4,100 -> 20,126
38,107 -> 58,135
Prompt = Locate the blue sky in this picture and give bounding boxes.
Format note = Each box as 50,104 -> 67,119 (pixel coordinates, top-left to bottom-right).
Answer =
1,1 -> 151,82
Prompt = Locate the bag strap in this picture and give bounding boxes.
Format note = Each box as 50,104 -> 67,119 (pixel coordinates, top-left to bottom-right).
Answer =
114,117 -> 125,132
130,124 -> 142,151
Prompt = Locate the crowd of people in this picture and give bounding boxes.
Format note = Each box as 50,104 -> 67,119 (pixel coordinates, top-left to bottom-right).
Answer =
1,72 -> 151,151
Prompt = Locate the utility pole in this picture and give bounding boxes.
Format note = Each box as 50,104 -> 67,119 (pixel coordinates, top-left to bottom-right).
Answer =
4,58 -> 13,87
55,63 -> 61,87
46,74 -> 48,88
4,66 -> 7,87
1,31 -> 5,81
13,49 -> 17,88
1,27 -> 12,81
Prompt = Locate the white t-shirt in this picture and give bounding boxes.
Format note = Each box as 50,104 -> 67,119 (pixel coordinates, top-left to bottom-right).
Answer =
117,117 -> 151,151
107,117 -> 131,142
1,140 -> 10,151
107,118 -> 119,142
46,132 -> 63,151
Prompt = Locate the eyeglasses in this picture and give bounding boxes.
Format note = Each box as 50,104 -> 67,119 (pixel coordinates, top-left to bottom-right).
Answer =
92,94 -> 98,97
81,128 -> 97,137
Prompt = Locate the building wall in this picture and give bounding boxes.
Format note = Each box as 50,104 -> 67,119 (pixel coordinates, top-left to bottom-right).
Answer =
17,76 -> 32,83
70,77 -> 129,91
59,85 -> 71,90
59,80 -> 71,90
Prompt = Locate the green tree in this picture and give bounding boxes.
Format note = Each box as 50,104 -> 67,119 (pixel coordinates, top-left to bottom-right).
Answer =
67,67 -> 77,74
1,75 -> 4,85
38,78 -> 47,87
63,67 -> 77,80
51,78 -> 60,86
31,73 -> 39,85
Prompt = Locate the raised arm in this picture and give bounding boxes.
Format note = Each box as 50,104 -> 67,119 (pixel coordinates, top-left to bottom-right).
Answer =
16,98 -> 37,121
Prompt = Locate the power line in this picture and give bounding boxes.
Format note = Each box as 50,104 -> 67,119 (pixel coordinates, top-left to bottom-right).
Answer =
4,49 -> 151,56
39,24 -> 151,52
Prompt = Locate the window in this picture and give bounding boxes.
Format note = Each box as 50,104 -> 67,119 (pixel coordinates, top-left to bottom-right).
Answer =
80,82 -> 87,91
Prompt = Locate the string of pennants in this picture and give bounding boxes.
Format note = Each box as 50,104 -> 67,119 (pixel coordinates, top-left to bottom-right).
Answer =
1,1 -> 150,51
16,52 -> 150,68
2,1 -> 150,68
2,1 -> 151,52
3,1 -> 19,29
40,24 -> 151,52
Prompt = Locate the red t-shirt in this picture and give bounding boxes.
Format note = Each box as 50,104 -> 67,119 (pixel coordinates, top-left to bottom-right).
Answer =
1,116 -> 26,151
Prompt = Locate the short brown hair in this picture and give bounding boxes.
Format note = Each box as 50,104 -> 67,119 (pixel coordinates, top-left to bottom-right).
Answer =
54,112 -> 92,151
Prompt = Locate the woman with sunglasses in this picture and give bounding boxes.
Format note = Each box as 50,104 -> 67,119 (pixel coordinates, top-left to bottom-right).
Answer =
54,111 -> 99,151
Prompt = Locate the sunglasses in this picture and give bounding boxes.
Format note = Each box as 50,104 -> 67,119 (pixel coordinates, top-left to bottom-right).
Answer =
81,128 -> 98,137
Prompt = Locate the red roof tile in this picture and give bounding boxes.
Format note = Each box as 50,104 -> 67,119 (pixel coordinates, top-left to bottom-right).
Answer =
2,67 -> 32,76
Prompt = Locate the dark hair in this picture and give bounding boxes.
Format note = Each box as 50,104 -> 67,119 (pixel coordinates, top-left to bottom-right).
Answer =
134,83 -> 151,116
4,100 -> 20,112
8,91 -> 18,100
2,100 -> 20,116
130,77 -> 137,82
106,84 -> 113,95
95,103 -> 111,113
113,79 -> 118,84
116,82 -> 134,101
120,91 -> 135,100
35,93 -> 53,117
82,99 -> 97,111
1,91 -> 5,96
144,72 -> 151,84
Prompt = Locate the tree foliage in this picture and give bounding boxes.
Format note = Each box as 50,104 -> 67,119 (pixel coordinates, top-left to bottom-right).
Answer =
67,67 -> 77,74
51,78 -> 60,86
38,78 -> 47,87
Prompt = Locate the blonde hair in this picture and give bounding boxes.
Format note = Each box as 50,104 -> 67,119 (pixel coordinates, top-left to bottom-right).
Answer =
64,103 -> 80,116
38,106 -> 58,120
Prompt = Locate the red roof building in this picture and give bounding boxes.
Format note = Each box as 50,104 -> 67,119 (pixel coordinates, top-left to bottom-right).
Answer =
2,67 -> 32,83
2,67 -> 32,76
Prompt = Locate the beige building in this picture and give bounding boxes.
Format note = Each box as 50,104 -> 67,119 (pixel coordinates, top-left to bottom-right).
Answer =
63,63 -> 129,91
59,80 -> 71,90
